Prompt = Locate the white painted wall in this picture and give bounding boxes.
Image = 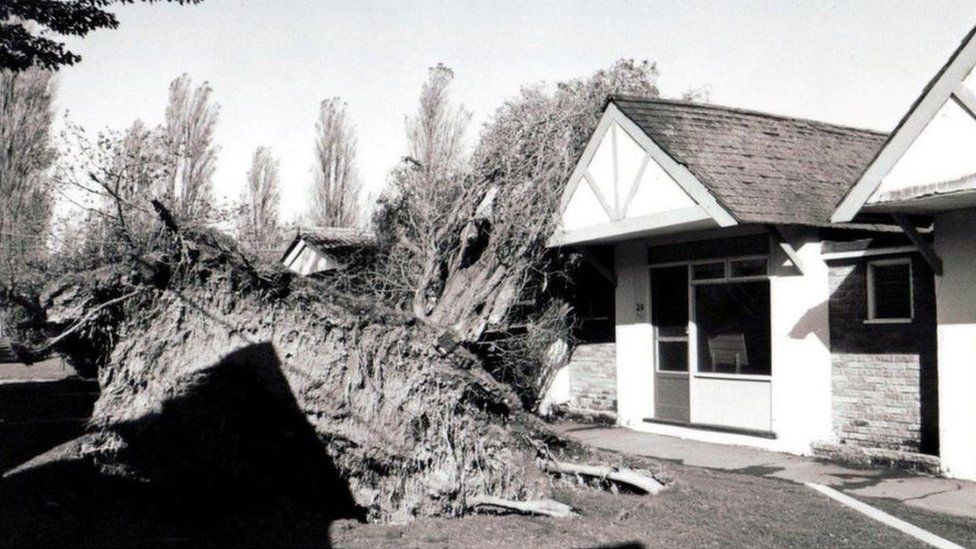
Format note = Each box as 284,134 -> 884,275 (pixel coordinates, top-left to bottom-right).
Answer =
613,240 -> 654,427
562,181 -> 610,231
768,228 -> 834,454
626,154 -> 696,218
934,207 -> 976,481
283,242 -> 346,276
692,377 -> 772,432
538,364 -> 571,415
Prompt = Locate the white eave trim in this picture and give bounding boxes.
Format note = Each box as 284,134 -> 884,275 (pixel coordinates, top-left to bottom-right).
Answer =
548,205 -> 716,247
833,27 -> 976,223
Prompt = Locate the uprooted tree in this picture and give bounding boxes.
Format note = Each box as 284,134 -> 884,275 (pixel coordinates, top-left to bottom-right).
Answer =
7,59 -> 665,522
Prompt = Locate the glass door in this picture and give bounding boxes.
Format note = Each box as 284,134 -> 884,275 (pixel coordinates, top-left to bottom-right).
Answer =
650,265 -> 690,423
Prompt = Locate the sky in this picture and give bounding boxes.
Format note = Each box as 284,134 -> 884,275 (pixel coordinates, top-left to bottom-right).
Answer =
55,0 -> 976,223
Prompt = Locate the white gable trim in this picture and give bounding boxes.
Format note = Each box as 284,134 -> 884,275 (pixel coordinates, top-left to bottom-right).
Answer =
833,27 -> 976,222
582,170 -> 615,217
559,110 -> 617,218
952,82 -> 976,119
556,102 -> 737,238
619,153 -> 652,219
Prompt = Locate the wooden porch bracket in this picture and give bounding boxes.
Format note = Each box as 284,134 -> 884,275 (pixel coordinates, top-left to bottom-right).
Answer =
891,213 -> 943,276
768,226 -> 806,275
575,247 -> 617,286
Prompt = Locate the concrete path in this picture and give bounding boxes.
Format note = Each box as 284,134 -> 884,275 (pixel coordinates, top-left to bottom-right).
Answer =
0,356 -> 76,383
555,422 -> 976,520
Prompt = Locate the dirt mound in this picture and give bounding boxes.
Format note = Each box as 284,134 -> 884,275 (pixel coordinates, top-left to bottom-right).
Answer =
34,231 -> 553,523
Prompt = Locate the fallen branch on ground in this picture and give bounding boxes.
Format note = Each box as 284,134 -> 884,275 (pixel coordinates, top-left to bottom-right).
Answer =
28,290 -> 144,358
467,495 -> 576,518
541,459 -> 665,495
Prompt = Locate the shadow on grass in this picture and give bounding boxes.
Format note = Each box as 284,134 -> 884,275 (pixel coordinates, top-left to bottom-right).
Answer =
0,377 -> 98,472
0,342 -> 362,548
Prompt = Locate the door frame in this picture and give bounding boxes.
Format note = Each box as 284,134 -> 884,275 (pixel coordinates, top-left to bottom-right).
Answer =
649,264 -> 692,423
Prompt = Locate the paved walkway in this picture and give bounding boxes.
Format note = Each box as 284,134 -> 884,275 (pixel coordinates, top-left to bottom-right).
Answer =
555,422 -> 976,520
0,357 -> 76,383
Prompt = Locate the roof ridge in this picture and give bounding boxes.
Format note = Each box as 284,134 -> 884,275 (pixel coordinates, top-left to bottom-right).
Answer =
609,94 -> 888,138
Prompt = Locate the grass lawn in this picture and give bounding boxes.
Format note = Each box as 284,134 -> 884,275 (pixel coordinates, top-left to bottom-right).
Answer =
333,463 -> 929,549
3,453 -> 935,548
853,494 -> 976,548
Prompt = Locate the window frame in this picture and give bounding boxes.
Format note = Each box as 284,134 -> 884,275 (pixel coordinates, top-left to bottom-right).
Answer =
865,257 -> 914,324
688,255 -> 770,285
649,255 -> 772,380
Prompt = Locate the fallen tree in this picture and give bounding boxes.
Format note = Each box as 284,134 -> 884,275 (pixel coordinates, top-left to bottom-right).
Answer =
6,60 -> 671,528
28,227 -> 556,522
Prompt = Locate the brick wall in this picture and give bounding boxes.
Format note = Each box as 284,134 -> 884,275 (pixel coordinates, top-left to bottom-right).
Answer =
568,343 -> 617,412
827,254 -> 938,454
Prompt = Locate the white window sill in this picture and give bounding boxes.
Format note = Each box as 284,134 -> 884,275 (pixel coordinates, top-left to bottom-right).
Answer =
863,318 -> 913,325
694,372 -> 771,382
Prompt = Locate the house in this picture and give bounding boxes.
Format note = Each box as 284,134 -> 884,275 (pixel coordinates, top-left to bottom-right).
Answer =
832,25 -> 976,481
547,93 -> 949,464
280,227 -> 375,276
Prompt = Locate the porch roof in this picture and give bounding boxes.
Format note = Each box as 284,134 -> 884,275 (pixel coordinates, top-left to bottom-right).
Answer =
610,96 -> 888,226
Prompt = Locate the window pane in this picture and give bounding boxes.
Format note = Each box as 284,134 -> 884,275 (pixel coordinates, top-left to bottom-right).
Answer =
651,266 -> 688,337
692,262 -> 725,281
873,263 -> 912,319
730,257 -> 767,278
658,341 -> 688,372
695,282 -> 771,375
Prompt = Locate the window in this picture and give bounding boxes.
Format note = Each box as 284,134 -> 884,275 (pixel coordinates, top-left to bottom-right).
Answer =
729,257 -> 768,279
867,259 -> 913,322
695,281 -> 771,376
692,261 -> 725,281
651,266 -> 689,372
572,260 -> 615,343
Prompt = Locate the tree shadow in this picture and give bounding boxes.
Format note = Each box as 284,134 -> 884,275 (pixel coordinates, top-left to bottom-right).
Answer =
0,341 -> 362,547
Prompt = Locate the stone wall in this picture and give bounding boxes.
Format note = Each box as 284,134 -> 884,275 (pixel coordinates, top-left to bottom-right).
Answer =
568,343 -> 617,412
827,253 -> 938,454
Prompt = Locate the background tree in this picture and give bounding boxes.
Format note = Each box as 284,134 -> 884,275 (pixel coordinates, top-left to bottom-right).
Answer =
373,63 -> 471,302
54,117 -> 173,266
307,98 -> 362,227
0,68 -> 56,289
406,63 -> 470,181
164,73 -> 219,219
681,85 -> 711,103
1,1 -> 202,72
238,146 -> 281,250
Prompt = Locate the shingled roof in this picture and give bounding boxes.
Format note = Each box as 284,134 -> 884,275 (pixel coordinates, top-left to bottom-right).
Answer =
295,227 -> 375,250
280,227 -> 375,265
610,95 -> 889,225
